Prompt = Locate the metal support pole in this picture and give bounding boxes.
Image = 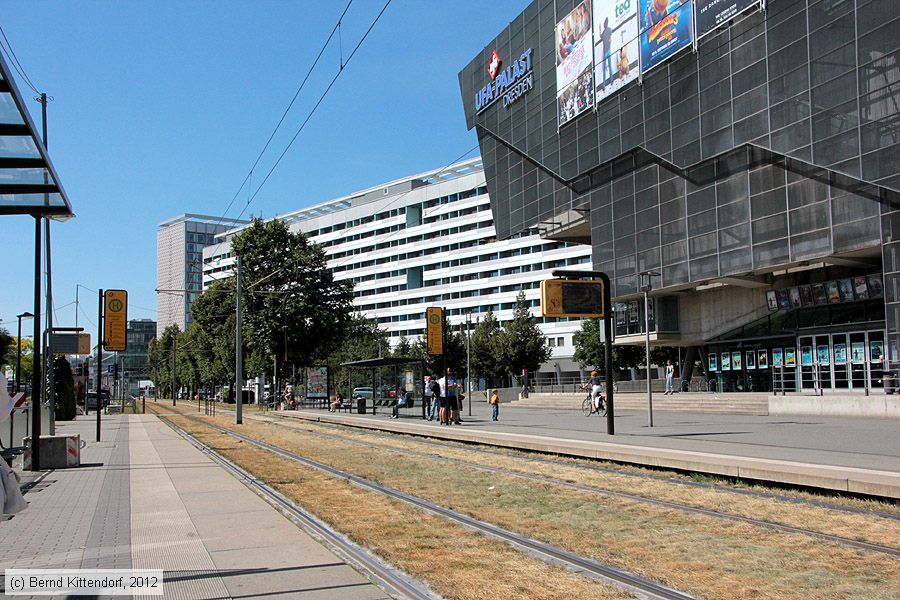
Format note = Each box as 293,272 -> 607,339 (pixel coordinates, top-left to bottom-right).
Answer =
235,255 -> 243,424
466,312 -> 472,417
172,333 -> 177,407
30,216 -> 42,471
601,277 -> 615,436
644,288 -> 653,428
96,289 -> 103,442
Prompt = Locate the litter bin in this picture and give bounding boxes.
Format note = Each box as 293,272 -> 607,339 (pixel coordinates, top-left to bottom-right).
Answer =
883,371 -> 896,394
356,398 -> 366,414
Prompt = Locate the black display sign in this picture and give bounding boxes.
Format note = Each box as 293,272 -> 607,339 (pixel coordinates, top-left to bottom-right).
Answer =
696,0 -> 759,39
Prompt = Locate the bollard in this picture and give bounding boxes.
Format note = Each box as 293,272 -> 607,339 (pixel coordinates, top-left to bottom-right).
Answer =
142,398 -> 145,414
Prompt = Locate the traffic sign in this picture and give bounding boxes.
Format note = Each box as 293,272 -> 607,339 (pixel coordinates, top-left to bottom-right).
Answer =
426,307 -> 443,355
540,279 -> 605,318
103,290 -> 128,351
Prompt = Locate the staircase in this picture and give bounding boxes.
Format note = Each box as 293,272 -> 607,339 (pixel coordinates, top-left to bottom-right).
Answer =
511,392 -> 770,415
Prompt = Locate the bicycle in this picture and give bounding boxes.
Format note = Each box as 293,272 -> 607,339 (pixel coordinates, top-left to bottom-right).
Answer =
580,384 -> 608,417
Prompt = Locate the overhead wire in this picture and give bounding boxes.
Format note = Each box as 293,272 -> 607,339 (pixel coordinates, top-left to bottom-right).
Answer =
219,0 -> 354,224
0,23 -> 40,94
233,0 -> 393,222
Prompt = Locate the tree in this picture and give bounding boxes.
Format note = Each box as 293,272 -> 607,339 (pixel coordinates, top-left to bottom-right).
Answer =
231,219 -> 354,374
409,314 -> 467,379
470,308 -> 504,384
148,324 -> 179,398
572,318 -> 644,376
53,355 -> 76,421
497,292 -> 550,378
391,336 -> 412,358
2,336 -> 33,387
0,328 -> 11,368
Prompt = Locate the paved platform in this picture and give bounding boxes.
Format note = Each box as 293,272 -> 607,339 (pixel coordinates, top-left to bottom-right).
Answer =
275,400 -> 900,499
0,414 -> 389,600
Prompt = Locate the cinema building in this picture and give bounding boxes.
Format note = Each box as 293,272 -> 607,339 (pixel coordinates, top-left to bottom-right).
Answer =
460,0 -> 900,393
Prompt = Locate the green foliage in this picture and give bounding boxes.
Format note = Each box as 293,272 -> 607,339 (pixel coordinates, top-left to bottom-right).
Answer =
572,318 -> 656,374
391,336 -> 412,358
496,292 -> 551,377
231,218 -> 354,371
147,324 -> 179,398
53,355 -> 76,421
0,327 -> 10,369
2,335 -> 32,386
470,308 -> 503,383
409,315 -> 467,378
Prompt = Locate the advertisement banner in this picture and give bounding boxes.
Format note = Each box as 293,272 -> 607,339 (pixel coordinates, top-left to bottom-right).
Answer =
556,1 -> 595,127
696,0 -> 759,39
639,0 -> 694,74
306,366 -> 329,399
594,0 -> 640,104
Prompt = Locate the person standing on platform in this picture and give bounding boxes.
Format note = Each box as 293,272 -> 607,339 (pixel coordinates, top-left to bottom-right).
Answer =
665,360 -> 675,395
424,375 -> 435,421
490,389 -> 500,421
447,369 -> 461,425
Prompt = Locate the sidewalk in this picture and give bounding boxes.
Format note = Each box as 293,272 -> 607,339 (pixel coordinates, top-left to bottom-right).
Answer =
1,414 -> 389,600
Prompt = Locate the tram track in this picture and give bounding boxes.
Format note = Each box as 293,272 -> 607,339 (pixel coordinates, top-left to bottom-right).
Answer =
239,412 -> 900,559
156,409 -> 697,600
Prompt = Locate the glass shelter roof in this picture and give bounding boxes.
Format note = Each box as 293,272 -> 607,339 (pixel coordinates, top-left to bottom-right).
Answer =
0,50 -> 72,217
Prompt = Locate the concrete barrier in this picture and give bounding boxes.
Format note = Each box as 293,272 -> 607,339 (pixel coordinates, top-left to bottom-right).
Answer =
769,394 -> 900,418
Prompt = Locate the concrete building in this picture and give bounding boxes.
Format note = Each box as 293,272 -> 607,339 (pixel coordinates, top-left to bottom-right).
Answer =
156,214 -> 248,337
123,318 -> 156,394
202,159 -> 594,380
459,0 -> 900,393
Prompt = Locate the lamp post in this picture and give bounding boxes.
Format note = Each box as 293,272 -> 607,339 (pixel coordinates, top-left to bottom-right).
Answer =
465,312 -> 472,417
16,312 -> 34,393
639,271 -> 660,428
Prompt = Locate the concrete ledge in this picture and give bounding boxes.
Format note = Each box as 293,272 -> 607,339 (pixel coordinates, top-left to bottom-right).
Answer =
282,412 -> 900,500
769,394 -> 900,418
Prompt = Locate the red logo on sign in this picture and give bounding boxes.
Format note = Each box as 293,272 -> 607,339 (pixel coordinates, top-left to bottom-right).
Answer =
488,50 -> 502,80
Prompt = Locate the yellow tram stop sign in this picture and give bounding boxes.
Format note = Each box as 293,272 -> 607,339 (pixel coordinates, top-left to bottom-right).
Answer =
103,289 -> 128,351
540,279 -> 605,318
426,306 -> 443,355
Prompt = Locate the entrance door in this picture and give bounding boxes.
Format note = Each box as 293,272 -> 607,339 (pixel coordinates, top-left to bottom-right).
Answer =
832,334 -> 849,389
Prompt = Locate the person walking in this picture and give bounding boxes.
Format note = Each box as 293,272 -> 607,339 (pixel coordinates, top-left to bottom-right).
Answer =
665,359 -> 675,395
490,388 -> 500,421
424,375 -> 435,421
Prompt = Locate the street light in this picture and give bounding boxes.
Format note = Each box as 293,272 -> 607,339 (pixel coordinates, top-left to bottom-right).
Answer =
639,271 -> 660,428
16,312 -> 34,393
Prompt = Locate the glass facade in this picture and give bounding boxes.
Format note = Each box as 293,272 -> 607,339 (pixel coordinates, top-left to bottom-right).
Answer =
461,0 -> 900,391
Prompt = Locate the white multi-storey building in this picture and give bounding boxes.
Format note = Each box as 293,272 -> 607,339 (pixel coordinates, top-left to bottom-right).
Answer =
202,159 -> 593,380
156,214 -> 249,337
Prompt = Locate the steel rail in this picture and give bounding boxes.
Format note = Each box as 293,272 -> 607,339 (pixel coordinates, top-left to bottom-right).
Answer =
154,414 -> 438,600
243,413 -> 900,559
160,410 -> 696,600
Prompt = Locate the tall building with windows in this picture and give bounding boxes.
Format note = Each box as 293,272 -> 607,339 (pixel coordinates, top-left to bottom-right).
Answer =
459,0 -> 900,393
156,214 -> 248,337
203,158 -> 594,380
123,319 -> 156,394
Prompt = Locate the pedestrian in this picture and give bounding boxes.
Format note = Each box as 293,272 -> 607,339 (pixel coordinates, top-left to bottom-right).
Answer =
447,369 -> 461,425
438,368 -> 459,425
665,359 -> 675,395
490,388 -> 500,421
391,386 -> 410,419
429,377 -> 441,421
0,373 -> 27,515
424,375 -> 435,421
329,392 -> 344,412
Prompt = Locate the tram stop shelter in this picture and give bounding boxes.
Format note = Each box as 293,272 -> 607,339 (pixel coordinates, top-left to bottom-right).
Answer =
342,357 -> 427,418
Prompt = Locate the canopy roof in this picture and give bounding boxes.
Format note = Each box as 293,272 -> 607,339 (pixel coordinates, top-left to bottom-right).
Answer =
341,357 -> 424,368
0,50 -> 72,218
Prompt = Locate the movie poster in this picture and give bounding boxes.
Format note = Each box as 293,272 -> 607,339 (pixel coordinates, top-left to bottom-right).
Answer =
746,350 -> 756,370
833,343 -> 847,365
870,341 -> 884,363
799,285 -> 813,307
721,351 -> 731,370
766,290 -> 778,311
708,353 -> 718,371
695,0 -> 760,39
851,342 -> 866,364
789,287 -> 802,308
853,276 -> 869,300
557,1 -> 595,127
800,346 -> 813,367
826,281 -> 841,304
867,274 -> 884,298
812,283 -> 828,305
785,347 -> 796,367
732,351 -> 742,370
838,278 -> 856,302
757,349 -> 768,369
639,0 -> 694,74
773,347 -> 783,367
594,0 -> 640,104
817,345 -> 830,366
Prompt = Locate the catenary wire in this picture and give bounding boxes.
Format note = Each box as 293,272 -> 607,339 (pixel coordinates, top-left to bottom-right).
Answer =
0,24 -> 41,94
233,0 -> 393,222
219,0 -> 354,224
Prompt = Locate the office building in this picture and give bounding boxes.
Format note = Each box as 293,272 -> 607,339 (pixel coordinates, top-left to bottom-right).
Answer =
156,214 -> 248,337
203,158 -> 593,380
459,0 -> 900,392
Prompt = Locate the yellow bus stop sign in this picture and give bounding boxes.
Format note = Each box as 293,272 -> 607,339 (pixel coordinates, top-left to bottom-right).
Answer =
104,290 -> 128,351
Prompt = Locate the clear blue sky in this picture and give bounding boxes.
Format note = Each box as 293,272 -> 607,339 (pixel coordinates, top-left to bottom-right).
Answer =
0,1 -> 527,345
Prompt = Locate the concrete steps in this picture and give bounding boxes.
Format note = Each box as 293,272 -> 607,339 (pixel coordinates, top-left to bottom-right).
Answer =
512,392 -> 770,415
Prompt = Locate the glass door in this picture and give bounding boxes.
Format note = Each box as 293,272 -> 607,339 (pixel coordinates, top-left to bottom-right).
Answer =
815,337 -> 832,389
799,337 -> 816,391
832,334 -> 849,389
850,332 -> 868,389
869,331 -> 885,390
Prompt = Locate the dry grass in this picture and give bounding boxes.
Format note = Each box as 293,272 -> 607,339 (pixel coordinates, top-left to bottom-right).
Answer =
163,412 -> 633,600
266,416 -> 900,548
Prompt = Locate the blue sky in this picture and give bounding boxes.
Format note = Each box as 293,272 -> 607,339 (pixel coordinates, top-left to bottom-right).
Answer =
0,0 -> 527,344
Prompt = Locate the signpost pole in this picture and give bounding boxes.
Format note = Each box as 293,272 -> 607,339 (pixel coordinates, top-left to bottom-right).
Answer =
30,216 -> 42,471
235,255 -> 243,425
96,289 -> 103,442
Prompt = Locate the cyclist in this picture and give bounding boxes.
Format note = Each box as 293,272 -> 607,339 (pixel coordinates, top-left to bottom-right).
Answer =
584,370 -> 605,413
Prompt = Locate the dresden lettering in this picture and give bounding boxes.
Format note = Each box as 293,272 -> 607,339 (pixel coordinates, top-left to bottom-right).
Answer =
475,48 -> 534,115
